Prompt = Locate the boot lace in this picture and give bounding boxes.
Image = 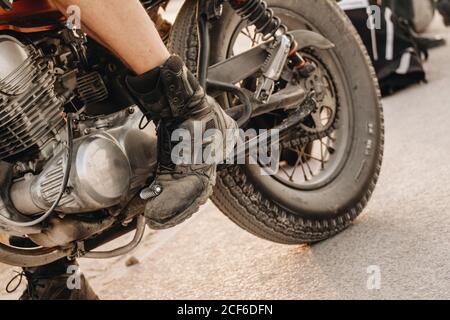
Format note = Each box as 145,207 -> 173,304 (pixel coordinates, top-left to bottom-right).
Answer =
156,121 -> 185,175
6,270 -> 45,299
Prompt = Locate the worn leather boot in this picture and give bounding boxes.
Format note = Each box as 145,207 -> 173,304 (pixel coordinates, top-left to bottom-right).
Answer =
7,258 -> 99,300
127,55 -> 238,229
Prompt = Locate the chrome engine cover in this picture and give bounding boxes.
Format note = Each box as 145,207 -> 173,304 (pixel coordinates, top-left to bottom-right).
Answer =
10,107 -> 157,215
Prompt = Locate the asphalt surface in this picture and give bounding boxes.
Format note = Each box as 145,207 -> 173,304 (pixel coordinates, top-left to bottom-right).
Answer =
1,18 -> 450,300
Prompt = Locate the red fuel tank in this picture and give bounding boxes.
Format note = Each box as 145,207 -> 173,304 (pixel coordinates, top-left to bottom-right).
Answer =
0,0 -> 63,32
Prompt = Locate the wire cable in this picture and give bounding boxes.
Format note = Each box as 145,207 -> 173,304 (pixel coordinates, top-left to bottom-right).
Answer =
0,113 -> 74,228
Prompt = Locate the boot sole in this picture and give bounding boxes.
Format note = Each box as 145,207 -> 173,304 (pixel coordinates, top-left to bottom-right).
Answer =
146,184 -> 214,230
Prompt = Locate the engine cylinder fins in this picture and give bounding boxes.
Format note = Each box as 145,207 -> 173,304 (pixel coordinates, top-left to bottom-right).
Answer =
0,36 -> 36,96
0,35 -> 65,161
76,71 -> 109,106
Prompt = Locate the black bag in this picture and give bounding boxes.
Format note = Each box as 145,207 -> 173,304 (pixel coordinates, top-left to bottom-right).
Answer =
437,0 -> 450,26
340,0 -> 426,95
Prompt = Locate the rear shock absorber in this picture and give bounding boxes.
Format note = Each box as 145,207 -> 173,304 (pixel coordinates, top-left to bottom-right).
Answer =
229,0 -> 309,71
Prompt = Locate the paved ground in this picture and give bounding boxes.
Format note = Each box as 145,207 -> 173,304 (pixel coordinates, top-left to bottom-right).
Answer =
1,15 -> 450,300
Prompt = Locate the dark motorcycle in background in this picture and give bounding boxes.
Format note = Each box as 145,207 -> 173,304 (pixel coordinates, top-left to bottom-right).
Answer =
0,0 -> 383,267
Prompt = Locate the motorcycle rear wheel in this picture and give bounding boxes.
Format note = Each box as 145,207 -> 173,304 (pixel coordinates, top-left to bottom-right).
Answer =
169,0 -> 384,244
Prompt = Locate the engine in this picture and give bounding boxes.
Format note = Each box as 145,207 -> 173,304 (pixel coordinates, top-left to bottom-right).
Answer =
0,35 -> 66,161
0,31 -> 158,219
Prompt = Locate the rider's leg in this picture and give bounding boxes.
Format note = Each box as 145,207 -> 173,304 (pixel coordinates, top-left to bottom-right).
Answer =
51,0 -> 169,75
52,0 -> 238,228
17,258 -> 99,300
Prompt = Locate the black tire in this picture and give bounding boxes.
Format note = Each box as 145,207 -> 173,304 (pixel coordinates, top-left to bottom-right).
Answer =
169,0 -> 384,244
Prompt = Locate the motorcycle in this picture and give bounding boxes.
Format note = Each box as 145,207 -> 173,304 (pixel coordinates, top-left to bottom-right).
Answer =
0,0 -> 383,268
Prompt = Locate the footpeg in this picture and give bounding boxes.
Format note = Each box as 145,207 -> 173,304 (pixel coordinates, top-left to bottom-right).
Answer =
140,181 -> 163,200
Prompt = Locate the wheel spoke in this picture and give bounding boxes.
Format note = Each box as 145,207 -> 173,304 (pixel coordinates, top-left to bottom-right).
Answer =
320,138 -> 326,170
297,154 -> 310,182
304,157 -> 314,177
279,164 -> 293,181
327,133 -> 337,143
303,152 -> 325,163
322,139 -> 335,155
289,154 -> 303,181
241,27 -> 252,40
